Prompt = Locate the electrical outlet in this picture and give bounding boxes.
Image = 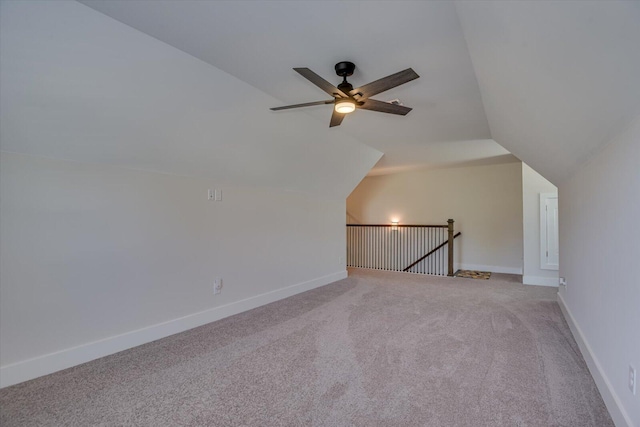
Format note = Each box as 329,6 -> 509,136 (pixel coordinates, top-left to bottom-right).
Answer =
213,278 -> 223,295
630,365 -> 637,395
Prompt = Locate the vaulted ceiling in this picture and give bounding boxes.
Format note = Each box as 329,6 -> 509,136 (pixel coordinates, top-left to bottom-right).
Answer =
78,0 -> 507,176
8,1 -> 640,185
1,0 -> 384,198
80,0 -> 640,183
456,0 -> 640,184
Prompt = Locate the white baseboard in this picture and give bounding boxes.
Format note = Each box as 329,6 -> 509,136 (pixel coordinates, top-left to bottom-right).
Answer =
0,270 -> 347,389
523,275 -> 559,287
456,263 -> 522,275
557,293 -> 632,427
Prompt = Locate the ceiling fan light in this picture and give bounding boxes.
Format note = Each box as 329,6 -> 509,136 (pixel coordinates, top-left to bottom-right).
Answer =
335,99 -> 356,114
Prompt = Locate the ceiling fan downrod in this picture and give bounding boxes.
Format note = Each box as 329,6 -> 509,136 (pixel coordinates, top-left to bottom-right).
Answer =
335,61 -> 356,94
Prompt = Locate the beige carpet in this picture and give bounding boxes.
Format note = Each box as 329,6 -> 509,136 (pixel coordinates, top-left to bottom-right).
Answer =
0,268 -> 612,426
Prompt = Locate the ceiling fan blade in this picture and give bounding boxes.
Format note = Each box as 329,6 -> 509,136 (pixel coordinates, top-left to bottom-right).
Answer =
329,110 -> 345,127
294,68 -> 348,98
350,68 -> 419,99
270,100 -> 334,111
358,99 -> 412,115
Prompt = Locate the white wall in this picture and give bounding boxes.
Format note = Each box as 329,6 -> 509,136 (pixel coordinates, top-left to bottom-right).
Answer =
522,163 -> 558,286
347,162 -> 523,274
0,1 -> 381,387
558,115 -> 640,427
0,152 -> 352,387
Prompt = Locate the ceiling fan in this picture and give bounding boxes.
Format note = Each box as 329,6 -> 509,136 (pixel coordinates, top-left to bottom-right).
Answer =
270,61 -> 419,127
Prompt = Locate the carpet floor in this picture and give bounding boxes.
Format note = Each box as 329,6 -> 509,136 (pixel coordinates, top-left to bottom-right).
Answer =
0,268 -> 613,426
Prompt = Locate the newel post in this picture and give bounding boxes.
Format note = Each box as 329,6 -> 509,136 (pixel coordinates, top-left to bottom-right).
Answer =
447,219 -> 454,276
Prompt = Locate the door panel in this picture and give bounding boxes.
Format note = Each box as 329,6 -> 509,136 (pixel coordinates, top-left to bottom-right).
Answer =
540,193 -> 559,270
546,198 -> 559,267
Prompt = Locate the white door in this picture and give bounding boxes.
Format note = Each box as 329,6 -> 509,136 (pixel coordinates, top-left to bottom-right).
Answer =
540,194 -> 559,270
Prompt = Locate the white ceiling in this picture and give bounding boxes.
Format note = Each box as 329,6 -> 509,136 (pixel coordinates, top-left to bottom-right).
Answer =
79,0 -> 509,175
1,0 -> 383,198
9,1 -> 639,184
456,0 -> 640,184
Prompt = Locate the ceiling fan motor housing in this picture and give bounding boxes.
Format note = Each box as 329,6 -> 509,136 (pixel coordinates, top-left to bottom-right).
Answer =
335,61 -> 355,77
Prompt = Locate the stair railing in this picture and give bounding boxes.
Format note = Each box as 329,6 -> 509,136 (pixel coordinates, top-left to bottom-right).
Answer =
346,219 -> 458,276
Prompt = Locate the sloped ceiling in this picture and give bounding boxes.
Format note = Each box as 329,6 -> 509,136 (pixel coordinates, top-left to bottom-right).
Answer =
6,1 -> 638,185
0,0 -> 382,198
456,0 -> 640,184
78,0 -> 509,175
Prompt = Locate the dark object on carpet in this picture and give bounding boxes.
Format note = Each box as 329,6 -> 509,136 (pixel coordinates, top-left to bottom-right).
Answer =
0,269 -> 612,426
455,269 -> 491,279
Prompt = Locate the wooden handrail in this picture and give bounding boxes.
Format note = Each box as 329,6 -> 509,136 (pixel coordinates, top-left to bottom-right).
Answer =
403,232 -> 461,272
